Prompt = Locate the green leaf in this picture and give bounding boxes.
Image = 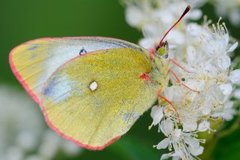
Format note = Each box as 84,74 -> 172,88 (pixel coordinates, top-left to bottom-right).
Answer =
78,136 -> 159,160
213,128 -> 240,160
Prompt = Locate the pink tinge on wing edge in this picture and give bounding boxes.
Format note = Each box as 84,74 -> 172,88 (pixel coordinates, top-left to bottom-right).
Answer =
9,46 -> 121,150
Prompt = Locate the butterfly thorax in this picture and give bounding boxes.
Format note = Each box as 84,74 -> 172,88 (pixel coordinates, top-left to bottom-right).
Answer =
149,55 -> 170,91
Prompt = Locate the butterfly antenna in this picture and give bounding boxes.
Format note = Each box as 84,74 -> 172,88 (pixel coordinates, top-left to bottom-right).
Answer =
156,5 -> 191,50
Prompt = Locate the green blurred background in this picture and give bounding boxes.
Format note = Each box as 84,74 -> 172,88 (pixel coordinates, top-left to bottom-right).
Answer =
0,0 -> 239,160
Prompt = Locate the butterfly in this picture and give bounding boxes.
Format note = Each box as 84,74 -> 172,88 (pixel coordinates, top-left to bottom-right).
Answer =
9,6 -> 190,150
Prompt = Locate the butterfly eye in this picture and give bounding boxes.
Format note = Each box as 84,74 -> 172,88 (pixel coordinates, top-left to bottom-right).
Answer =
157,47 -> 166,56
156,42 -> 168,58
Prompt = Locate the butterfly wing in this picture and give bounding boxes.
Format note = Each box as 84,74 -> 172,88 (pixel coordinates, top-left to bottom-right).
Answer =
41,48 -> 158,150
9,37 -> 143,103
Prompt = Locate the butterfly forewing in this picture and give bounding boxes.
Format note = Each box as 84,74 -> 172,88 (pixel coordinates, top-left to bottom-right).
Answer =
9,37 -> 143,102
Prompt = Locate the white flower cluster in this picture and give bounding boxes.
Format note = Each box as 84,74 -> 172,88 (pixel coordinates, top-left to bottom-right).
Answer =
0,86 -> 81,160
123,0 -> 239,159
213,0 -> 240,26
124,0 -> 205,49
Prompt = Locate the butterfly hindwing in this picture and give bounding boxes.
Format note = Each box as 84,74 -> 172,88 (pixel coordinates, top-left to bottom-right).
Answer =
41,48 -> 158,149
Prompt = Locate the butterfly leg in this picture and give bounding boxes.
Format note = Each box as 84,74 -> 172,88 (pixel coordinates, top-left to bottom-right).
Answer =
169,58 -> 191,73
156,89 -> 180,119
169,69 -> 200,93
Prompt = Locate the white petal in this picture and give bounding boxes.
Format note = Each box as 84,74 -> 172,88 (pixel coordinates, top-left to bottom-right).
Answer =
150,106 -> 164,126
157,10 -> 175,25
189,146 -> 204,156
156,138 -> 170,149
187,45 -> 197,64
224,101 -> 234,109
185,0 -> 207,7
182,120 -> 198,132
142,23 -> 161,37
5,147 -> 24,160
227,42 -> 238,52
198,121 -> 210,132
167,30 -> 185,45
201,106 -> 211,115
172,156 -> 181,160
229,9 -> 240,26
184,79 -> 205,92
217,55 -> 231,70
187,23 -> 203,37
39,130 -> 61,159
184,136 -> 203,156
125,6 -> 144,27
219,83 -> 233,96
173,129 -> 182,141
139,38 -> 156,49
222,101 -> 236,120
16,131 -> 37,152
185,136 -> 199,147
234,89 -> 240,99
164,86 -> 182,103
25,155 -> 43,160
160,119 -> 174,136
188,9 -> 202,20
222,108 -> 235,120
229,69 -> 240,84
172,148 -> 184,158
163,88 -> 174,102
161,152 -> 174,160
61,140 -> 81,156
203,63 -> 216,73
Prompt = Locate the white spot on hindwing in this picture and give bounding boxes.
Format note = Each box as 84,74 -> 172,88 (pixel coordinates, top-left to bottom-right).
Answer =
89,81 -> 98,91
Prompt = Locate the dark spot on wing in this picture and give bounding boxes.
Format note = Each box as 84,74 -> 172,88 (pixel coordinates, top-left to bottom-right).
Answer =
28,44 -> 38,51
79,47 -> 87,55
31,54 -> 37,59
43,78 -> 56,96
